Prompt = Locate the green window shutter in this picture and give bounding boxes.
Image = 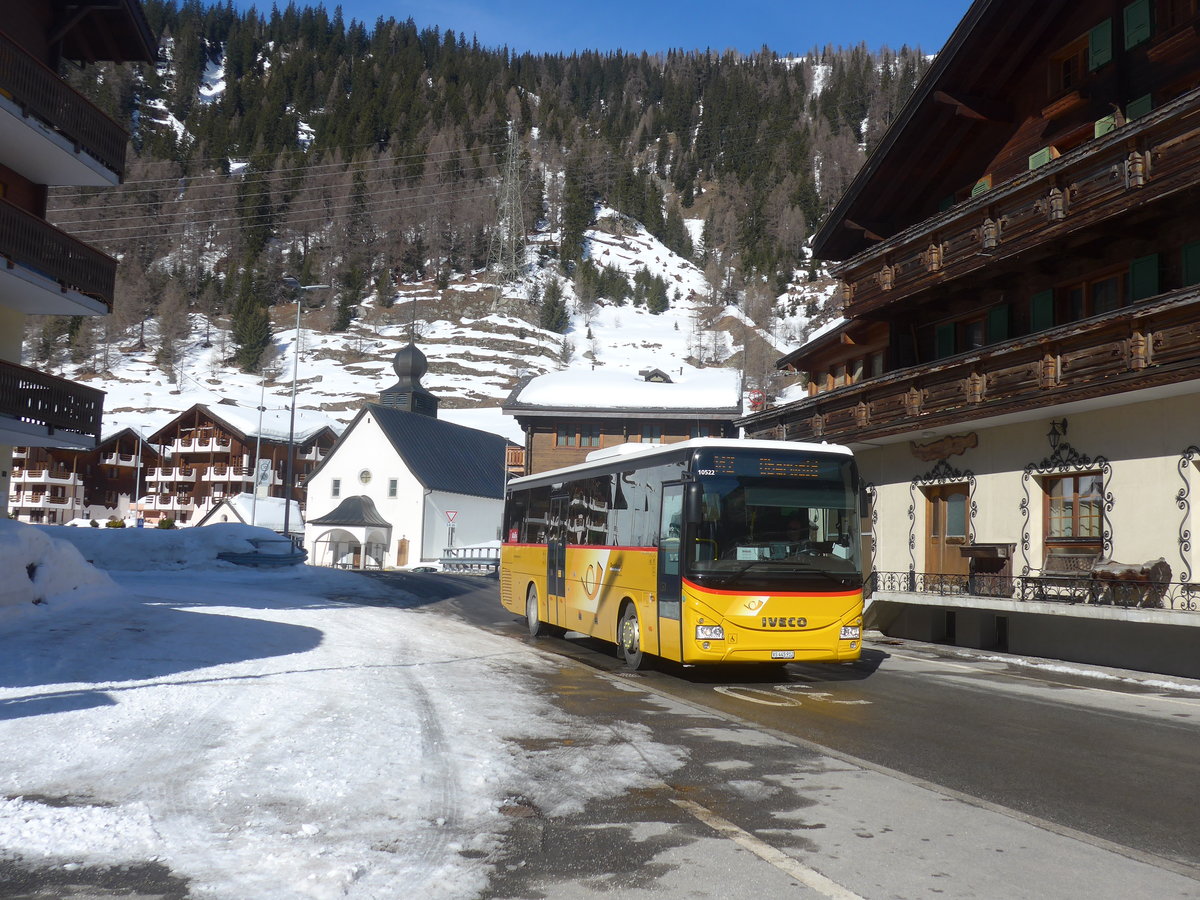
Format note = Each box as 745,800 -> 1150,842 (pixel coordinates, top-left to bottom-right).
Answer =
970,175 -> 992,196
1182,242 -> 1200,287
935,323 -> 956,358
1130,253 -> 1159,301
1029,146 -> 1055,170
1124,0 -> 1152,49
1094,114 -> 1117,138
1089,19 -> 1113,70
987,304 -> 1010,343
1031,290 -> 1055,331
1126,93 -> 1153,119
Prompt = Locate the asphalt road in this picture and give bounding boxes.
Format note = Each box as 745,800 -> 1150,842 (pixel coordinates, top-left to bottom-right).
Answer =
382,571 -> 1200,893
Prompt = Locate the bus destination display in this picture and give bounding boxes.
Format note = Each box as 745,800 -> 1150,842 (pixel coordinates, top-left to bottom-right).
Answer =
704,454 -> 821,478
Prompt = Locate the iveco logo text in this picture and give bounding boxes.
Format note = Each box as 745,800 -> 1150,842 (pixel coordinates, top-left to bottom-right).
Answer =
761,616 -> 806,628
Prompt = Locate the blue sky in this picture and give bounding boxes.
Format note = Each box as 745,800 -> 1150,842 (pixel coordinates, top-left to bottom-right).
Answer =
238,1 -> 974,55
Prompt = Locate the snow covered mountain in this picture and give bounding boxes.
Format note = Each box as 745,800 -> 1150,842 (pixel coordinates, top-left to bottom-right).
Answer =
50,214 -> 841,446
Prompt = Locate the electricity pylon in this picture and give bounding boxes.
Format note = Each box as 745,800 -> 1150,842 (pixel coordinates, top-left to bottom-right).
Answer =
488,122 -> 526,310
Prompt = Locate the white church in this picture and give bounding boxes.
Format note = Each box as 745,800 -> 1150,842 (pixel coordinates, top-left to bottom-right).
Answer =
301,343 -> 508,569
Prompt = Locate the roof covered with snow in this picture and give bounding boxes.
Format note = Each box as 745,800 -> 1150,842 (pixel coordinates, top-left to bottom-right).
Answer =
504,367 -> 742,417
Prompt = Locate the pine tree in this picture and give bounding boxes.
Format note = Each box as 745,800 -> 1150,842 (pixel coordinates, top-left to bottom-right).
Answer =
539,278 -> 569,333
231,268 -> 271,371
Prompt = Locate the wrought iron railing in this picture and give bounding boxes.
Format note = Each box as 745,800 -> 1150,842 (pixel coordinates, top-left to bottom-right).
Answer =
0,358 -> 102,442
871,570 -> 1200,612
0,197 -> 116,306
0,30 -> 128,177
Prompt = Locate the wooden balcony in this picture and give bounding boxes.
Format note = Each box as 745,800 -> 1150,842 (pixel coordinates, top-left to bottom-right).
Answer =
0,358 -> 102,446
836,88 -> 1200,318
0,30 -> 128,183
0,197 -> 116,312
742,286 -> 1200,444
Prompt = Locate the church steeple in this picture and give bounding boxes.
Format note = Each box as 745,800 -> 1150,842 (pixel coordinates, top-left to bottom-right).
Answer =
379,342 -> 439,417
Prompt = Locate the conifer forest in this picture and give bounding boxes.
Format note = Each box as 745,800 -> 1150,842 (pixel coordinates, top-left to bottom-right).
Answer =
44,0 -> 930,375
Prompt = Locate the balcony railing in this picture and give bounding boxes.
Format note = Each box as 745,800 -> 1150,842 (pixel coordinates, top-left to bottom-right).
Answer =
837,88 -> 1200,317
0,30 -> 128,177
0,358 -> 102,442
872,571 -> 1199,613
745,286 -> 1200,444
0,197 -> 116,308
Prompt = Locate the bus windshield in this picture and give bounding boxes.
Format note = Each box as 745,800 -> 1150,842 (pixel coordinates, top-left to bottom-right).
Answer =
688,450 -> 861,591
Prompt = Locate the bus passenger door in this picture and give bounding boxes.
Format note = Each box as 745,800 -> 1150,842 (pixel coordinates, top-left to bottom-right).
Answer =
546,493 -> 567,627
657,484 -> 684,660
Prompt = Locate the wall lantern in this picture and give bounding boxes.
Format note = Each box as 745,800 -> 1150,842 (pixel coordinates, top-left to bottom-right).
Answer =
1047,418 -> 1067,451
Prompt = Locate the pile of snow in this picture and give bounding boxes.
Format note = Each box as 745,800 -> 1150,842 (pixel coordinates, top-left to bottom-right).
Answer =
0,521 -> 115,623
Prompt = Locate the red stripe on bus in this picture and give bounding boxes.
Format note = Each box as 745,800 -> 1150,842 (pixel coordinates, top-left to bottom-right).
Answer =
683,579 -> 861,599
502,543 -> 656,552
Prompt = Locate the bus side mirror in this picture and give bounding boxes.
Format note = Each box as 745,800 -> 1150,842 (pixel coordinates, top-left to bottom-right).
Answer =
860,488 -> 871,518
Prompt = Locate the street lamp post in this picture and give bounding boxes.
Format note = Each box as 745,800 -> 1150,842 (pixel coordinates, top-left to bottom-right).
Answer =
280,276 -> 329,546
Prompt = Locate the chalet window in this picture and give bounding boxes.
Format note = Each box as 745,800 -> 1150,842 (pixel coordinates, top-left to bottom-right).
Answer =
581,424 -> 601,448
332,479 -> 341,498
556,426 -> 576,447
851,358 -> 865,383
1050,35 -> 1090,94
388,479 -> 398,498
1183,241 -> 1200,286
1044,473 -> 1104,551
869,351 -> 885,378
1124,0 -> 1153,48
963,319 -> 987,351
1063,271 -> 1127,321
833,363 -> 848,387
690,423 -> 713,438
641,425 -> 662,444
1129,253 -> 1160,300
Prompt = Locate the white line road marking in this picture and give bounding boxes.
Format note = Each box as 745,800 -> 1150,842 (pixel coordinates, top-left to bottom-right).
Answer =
671,798 -> 865,900
713,686 -> 799,706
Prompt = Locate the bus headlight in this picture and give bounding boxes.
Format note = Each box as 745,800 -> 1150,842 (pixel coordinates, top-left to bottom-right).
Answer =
840,626 -> 861,640
696,625 -> 725,640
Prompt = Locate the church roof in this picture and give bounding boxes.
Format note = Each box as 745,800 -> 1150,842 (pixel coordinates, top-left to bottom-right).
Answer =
308,494 -> 391,527
370,404 -> 507,498
310,404 -> 507,500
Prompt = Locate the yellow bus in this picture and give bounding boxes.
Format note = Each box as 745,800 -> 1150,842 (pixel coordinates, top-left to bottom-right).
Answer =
500,438 -> 865,669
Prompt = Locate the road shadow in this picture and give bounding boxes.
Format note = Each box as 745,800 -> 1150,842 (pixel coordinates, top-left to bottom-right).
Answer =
0,602 -> 324,692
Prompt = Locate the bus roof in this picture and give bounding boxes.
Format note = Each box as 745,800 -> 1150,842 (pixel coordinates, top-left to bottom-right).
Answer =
507,437 -> 853,489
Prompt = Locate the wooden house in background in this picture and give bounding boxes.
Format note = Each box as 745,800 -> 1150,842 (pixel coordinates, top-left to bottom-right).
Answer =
9,428 -> 159,524
738,0 -> 1200,676
503,367 -> 743,475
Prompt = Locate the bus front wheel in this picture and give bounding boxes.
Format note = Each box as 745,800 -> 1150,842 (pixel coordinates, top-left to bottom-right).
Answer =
618,604 -> 647,670
526,586 -> 545,637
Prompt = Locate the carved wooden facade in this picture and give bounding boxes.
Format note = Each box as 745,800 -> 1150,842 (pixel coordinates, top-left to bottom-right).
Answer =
742,1 -> 1200,447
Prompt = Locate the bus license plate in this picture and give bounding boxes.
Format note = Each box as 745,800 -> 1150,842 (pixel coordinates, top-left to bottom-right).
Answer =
771,650 -> 795,660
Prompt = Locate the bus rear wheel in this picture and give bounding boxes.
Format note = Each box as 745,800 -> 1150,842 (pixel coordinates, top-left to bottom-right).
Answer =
526,586 -> 545,637
618,604 -> 647,670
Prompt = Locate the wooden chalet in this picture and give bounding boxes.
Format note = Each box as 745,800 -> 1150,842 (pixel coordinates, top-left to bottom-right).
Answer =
9,428 -> 159,524
140,404 -> 337,527
737,0 -> 1200,675
0,1 -> 156,514
503,367 -> 742,475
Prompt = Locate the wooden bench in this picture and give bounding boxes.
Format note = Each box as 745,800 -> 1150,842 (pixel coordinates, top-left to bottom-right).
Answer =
1034,549 -> 1101,602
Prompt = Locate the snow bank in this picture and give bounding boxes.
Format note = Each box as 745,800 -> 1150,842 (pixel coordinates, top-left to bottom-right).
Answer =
0,521 -> 116,623
32,522 -> 276,572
